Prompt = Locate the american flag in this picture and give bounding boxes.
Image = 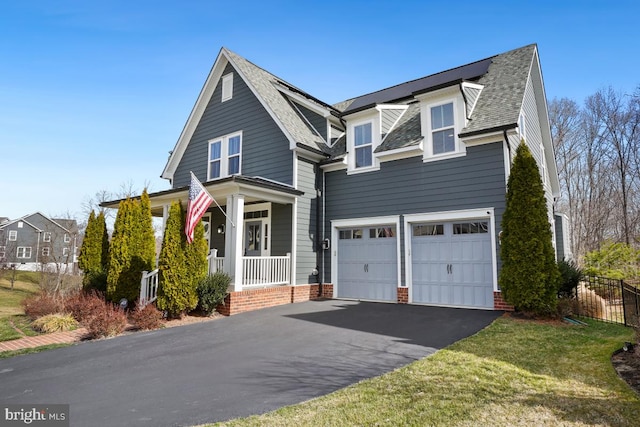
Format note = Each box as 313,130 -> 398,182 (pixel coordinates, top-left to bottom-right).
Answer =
185,172 -> 213,244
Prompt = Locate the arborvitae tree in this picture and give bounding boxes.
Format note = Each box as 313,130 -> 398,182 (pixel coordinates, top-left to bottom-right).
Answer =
78,210 -> 109,291
185,220 -> 209,293
157,201 -> 199,317
78,210 -> 98,277
499,142 -> 560,315
97,211 -> 110,273
138,189 -> 157,269
107,198 -> 133,301
106,193 -> 156,304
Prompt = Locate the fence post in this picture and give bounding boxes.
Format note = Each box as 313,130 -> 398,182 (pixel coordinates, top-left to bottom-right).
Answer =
620,279 -> 627,327
140,271 -> 148,307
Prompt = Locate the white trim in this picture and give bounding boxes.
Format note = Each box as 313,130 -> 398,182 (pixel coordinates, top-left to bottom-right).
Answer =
320,161 -> 347,173
161,53 -> 230,180
346,116 -> 381,173
8,230 -> 17,241
221,72 -> 233,102
16,246 -> 32,259
291,198 -> 298,285
290,101 -> 327,145
418,90 -> 467,162
243,202 -> 272,257
274,83 -> 332,118
461,131 -> 505,146
376,142 -> 424,162
42,232 -> 51,242
403,208 -> 497,304
330,215 -> 401,299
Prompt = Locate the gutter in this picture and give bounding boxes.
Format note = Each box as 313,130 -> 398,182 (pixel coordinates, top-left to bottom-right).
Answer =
459,123 -> 517,138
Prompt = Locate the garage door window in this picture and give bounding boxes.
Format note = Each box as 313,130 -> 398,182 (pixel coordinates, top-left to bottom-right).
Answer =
339,229 -> 363,239
370,227 -> 395,238
453,222 -> 489,234
413,224 -> 444,236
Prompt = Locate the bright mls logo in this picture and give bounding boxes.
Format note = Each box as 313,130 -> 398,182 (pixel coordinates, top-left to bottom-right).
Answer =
1,405 -> 68,427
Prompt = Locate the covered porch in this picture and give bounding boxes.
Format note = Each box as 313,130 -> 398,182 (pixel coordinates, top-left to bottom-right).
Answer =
105,176 -> 328,312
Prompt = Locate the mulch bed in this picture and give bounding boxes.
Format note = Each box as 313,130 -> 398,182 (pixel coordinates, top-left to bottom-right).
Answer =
612,348 -> 640,396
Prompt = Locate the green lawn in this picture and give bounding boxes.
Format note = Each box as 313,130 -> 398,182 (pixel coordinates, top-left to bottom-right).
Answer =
211,317 -> 639,427
0,276 -> 40,341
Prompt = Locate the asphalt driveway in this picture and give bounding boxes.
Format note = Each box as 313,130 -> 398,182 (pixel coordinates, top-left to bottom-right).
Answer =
0,300 -> 501,426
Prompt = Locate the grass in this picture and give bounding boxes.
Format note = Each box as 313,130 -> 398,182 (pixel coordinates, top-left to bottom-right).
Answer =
210,317 -> 640,426
0,276 -> 41,342
0,344 -> 71,359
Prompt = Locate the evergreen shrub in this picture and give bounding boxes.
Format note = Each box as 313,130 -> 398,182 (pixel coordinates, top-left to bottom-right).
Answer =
197,272 -> 231,316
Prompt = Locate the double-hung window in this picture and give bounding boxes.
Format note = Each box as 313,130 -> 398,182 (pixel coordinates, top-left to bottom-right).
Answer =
208,132 -> 242,180
43,232 -> 51,242
354,122 -> 373,168
17,247 -> 31,259
431,102 -> 455,154
8,230 -> 17,241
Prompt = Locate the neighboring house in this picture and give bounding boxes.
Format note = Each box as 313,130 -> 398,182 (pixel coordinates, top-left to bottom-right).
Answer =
104,44 -> 568,314
0,213 -> 78,273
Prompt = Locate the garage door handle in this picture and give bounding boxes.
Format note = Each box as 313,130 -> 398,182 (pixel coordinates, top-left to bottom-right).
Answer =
364,263 -> 369,273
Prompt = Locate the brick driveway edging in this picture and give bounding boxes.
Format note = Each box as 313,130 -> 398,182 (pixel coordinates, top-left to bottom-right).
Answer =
0,328 -> 88,352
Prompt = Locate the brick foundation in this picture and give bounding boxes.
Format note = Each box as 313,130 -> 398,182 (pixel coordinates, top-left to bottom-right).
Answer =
493,291 -> 514,311
397,287 -> 408,304
216,283 -> 333,316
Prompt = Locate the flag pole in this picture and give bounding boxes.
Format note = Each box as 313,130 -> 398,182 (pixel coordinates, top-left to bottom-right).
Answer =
190,171 -> 235,228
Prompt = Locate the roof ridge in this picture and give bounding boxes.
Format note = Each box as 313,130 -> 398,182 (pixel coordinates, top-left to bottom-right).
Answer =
335,43 -> 537,107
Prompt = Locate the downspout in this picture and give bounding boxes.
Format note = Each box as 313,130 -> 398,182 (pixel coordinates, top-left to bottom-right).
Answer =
315,164 -> 323,295
503,130 -> 512,169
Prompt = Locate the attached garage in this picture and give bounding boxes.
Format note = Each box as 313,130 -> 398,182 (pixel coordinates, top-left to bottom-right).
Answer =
408,215 -> 495,309
332,218 -> 400,302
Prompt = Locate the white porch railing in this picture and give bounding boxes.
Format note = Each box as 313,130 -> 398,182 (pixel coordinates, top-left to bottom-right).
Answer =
140,269 -> 159,307
139,252 -> 290,307
242,254 -> 291,287
207,249 -> 224,274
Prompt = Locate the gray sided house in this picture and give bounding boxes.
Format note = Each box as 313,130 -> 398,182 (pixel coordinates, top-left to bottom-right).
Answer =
104,44 -> 566,312
0,213 -> 78,273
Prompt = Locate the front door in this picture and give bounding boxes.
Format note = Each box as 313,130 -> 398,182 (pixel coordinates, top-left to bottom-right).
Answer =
244,221 -> 262,256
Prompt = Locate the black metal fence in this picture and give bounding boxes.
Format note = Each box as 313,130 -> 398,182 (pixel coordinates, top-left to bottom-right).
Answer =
575,276 -> 640,328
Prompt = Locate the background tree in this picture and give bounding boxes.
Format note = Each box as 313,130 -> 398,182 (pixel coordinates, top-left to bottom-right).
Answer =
500,142 -> 560,315
156,201 -> 198,317
550,86 -> 640,263
78,210 -> 110,291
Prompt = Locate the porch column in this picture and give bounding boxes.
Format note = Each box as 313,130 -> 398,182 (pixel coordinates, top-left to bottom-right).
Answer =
225,194 -> 245,292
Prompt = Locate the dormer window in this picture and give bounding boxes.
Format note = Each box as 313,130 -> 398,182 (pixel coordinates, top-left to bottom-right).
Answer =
221,73 -> 233,102
431,102 -> 455,154
345,115 -> 380,173
354,122 -> 373,168
418,89 -> 466,162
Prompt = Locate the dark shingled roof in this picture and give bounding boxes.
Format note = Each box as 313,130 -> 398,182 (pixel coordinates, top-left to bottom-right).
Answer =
376,102 -> 422,152
460,44 -> 535,136
339,58 -> 492,115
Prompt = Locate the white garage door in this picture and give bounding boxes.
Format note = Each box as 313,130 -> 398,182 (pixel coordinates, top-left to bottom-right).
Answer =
411,221 -> 493,308
337,226 -> 397,302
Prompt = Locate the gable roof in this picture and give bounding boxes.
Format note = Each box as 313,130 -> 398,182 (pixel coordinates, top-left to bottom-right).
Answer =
162,44 -> 544,177
0,212 -> 76,233
162,48 -> 333,180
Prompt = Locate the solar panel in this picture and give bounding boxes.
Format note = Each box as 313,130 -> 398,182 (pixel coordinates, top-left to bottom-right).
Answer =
343,57 -> 492,114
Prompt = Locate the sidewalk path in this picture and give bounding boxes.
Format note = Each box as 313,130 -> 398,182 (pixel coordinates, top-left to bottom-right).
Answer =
0,328 -> 88,352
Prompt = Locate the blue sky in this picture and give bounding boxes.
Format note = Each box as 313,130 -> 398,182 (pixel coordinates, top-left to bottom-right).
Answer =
1,0 -> 638,222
